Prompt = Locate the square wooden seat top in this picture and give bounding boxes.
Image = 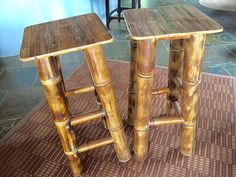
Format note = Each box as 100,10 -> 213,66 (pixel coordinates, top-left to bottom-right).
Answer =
123,5 -> 223,41
20,13 -> 113,62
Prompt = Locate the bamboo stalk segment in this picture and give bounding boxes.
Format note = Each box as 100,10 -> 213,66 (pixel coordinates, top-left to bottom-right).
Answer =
35,56 -> 82,177
180,34 -> 206,156
152,87 -> 170,95
66,85 -> 95,97
84,45 -> 131,162
128,40 -> 137,125
167,39 -> 184,116
70,110 -> 106,126
134,39 -> 156,161
149,116 -> 184,126
77,137 -> 113,153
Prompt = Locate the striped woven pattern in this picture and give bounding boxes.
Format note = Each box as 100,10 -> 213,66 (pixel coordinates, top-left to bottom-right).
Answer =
0,61 -> 235,177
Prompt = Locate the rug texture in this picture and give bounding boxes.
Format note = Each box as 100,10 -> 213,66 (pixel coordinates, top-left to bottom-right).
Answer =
0,61 -> 235,177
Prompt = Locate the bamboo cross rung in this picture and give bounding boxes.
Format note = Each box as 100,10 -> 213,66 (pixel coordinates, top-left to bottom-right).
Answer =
77,137 -> 114,153
152,87 -> 170,95
173,77 -> 183,89
66,85 -> 95,97
71,110 -> 106,126
149,116 -> 184,126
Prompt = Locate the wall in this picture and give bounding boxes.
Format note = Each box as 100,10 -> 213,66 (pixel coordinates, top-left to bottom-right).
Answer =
199,0 -> 236,11
0,0 -> 115,58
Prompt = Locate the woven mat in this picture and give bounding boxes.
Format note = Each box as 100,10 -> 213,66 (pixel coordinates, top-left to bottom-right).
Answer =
0,61 -> 235,177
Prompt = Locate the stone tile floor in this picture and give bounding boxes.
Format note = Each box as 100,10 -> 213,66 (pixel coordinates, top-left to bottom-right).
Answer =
0,0 -> 236,139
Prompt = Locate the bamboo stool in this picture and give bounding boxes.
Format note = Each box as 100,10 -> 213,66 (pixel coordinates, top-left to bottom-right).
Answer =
19,13 -> 131,176
123,5 -> 223,161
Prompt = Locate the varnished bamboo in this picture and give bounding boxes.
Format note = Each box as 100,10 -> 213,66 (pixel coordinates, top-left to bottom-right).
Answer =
71,110 -> 106,126
152,87 -> 170,95
94,90 -> 108,129
134,39 -> 156,161
123,5 -> 223,41
66,85 -> 95,97
180,34 -> 206,156
77,137 -> 113,153
35,56 -> 82,177
84,45 -> 131,162
149,116 -> 184,126
128,40 -> 137,125
167,39 -> 184,116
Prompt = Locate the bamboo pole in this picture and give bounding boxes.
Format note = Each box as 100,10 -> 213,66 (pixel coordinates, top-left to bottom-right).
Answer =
127,40 -> 137,125
66,85 -> 95,97
94,90 -> 108,129
167,39 -> 184,116
84,45 -> 131,162
149,116 -> 184,126
71,110 -> 106,126
78,137 -> 113,153
133,39 -> 156,161
152,87 -> 170,95
35,56 -> 82,177
180,34 -> 206,156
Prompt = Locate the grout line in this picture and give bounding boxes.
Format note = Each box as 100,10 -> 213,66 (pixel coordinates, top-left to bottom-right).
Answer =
221,66 -> 233,76
0,90 -> 8,106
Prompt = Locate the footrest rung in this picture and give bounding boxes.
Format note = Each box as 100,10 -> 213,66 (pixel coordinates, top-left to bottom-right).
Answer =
77,137 -> 113,153
149,116 -> 184,126
66,85 -> 95,97
71,110 -> 106,126
152,87 -> 170,95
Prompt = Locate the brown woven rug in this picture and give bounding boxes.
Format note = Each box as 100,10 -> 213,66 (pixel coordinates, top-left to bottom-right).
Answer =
0,61 -> 235,177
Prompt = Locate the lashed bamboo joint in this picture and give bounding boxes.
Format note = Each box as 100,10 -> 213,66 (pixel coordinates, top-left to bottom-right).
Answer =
77,137 -> 113,153
173,77 -> 183,89
66,85 -> 95,97
70,110 -> 106,126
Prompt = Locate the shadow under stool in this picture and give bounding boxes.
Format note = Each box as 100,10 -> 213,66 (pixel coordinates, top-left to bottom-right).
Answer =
123,5 -> 223,161
19,13 -> 131,176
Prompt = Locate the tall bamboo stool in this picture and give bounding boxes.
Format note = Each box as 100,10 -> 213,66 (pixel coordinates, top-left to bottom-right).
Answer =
123,5 -> 223,161
19,13 -> 131,176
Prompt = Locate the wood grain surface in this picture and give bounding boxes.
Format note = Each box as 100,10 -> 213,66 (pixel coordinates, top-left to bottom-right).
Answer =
123,5 -> 223,40
20,13 -> 113,61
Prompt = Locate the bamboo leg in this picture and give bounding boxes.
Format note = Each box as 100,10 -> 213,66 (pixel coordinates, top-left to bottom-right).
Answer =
83,45 -> 131,162
180,34 -> 206,156
128,40 -> 137,125
134,39 -> 156,161
94,90 -> 107,128
35,56 -> 82,177
167,39 -> 184,116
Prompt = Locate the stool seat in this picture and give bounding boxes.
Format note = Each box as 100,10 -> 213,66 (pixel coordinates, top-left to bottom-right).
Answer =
123,5 -> 223,40
20,13 -> 112,61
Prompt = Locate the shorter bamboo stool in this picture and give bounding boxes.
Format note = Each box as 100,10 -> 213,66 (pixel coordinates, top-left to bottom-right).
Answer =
123,5 -> 223,161
20,13 -> 130,176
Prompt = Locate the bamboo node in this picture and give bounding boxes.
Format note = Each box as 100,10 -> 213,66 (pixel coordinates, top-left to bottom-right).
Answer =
182,79 -> 201,86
